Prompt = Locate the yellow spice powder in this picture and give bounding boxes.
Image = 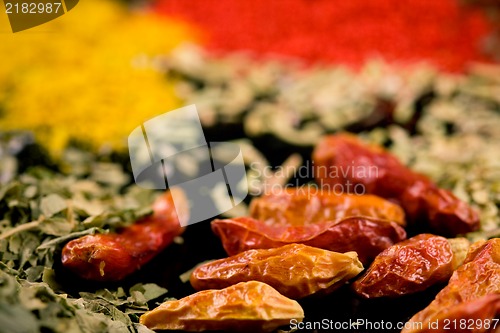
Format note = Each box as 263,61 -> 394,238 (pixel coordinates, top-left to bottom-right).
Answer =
0,0 -> 198,155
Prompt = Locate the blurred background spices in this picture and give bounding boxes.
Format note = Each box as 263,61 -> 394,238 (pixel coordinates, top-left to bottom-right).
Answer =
155,0 -> 494,71
0,0 -> 498,157
0,0 -> 198,156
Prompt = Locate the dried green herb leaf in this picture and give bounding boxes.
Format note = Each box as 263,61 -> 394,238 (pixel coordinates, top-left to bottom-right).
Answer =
40,194 -> 67,218
0,302 -> 39,333
36,227 -> 101,251
134,284 -> 168,302
39,217 -> 74,236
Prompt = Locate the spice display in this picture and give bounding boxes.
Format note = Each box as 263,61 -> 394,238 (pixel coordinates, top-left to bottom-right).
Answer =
353,234 -> 470,298
313,134 -> 480,236
62,189 -> 186,281
190,243 -> 363,299
212,216 -> 406,264
249,187 -> 406,227
402,238 -> 500,333
139,281 -> 304,332
0,4 -> 499,331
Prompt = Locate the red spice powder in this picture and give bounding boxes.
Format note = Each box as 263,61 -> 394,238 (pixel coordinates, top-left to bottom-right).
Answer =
154,0 -> 494,71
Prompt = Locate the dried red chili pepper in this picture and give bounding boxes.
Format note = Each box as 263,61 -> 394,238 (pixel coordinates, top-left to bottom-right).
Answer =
211,216 -> 406,264
190,244 -> 364,299
249,187 -> 406,227
61,189 -> 187,281
313,133 -> 479,236
352,234 -> 470,298
140,281 -> 304,332
402,238 -> 500,333
403,294 -> 500,333
412,294 -> 500,333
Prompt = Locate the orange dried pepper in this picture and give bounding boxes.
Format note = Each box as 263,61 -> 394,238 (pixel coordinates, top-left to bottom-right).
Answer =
140,281 -> 304,332
249,187 -> 405,227
404,294 -> 500,333
313,133 -> 479,236
190,244 -> 363,299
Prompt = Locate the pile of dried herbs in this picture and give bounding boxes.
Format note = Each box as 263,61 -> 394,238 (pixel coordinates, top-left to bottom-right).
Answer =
0,140 -> 169,333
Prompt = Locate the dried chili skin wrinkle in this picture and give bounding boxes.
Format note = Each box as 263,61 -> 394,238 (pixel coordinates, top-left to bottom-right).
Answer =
312,133 -> 479,236
61,189 -> 187,281
404,294 -> 500,333
352,234 -> 470,298
190,243 -> 364,299
402,238 -> 500,333
249,187 -> 406,227
139,281 -> 305,332
211,216 -> 406,265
